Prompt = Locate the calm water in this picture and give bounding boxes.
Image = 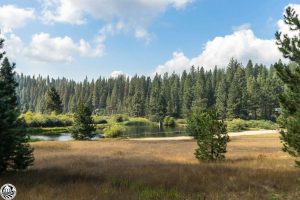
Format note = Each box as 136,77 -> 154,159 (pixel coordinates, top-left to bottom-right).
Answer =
30,125 -> 187,141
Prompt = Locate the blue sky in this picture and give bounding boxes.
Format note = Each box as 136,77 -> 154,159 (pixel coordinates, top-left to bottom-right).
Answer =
0,0 -> 299,80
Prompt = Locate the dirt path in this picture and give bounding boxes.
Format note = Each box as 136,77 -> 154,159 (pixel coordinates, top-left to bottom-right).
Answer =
128,129 -> 279,141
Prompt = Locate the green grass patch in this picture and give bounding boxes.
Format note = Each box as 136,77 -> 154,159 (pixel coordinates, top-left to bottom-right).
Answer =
123,117 -> 152,126
27,127 -> 70,135
110,178 -> 181,200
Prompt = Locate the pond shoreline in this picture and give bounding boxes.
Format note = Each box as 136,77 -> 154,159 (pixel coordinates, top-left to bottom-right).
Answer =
30,129 -> 279,142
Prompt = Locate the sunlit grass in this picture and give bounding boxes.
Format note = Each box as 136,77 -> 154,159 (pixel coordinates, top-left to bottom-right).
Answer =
1,134 -> 299,199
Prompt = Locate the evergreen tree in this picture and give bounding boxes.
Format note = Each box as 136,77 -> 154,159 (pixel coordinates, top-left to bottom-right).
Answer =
71,103 -> 96,140
187,108 -> 229,161
275,6 -> 300,166
215,77 -> 227,119
131,87 -> 145,117
0,38 -> 34,173
45,87 -> 63,114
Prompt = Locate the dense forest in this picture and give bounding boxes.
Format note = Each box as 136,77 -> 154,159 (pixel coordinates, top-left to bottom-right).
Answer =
16,59 -> 284,120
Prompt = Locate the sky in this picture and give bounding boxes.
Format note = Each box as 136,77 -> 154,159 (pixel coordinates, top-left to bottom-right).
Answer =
0,0 -> 299,81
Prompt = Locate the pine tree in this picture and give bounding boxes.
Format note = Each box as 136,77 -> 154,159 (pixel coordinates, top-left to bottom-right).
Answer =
215,77 -> 227,119
45,87 -> 63,114
187,108 -> 229,161
0,38 -> 34,173
275,6 -> 300,167
71,103 -> 96,140
131,88 -> 145,117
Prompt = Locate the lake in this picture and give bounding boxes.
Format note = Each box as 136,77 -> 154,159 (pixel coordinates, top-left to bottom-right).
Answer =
30,125 -> 187,141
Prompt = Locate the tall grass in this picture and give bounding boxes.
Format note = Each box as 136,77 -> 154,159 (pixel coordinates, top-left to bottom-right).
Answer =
1,134 -> 299,200
123,117 -> 152,126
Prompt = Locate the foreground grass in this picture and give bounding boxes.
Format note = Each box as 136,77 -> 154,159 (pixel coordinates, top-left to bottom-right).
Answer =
1,134 -> 299,200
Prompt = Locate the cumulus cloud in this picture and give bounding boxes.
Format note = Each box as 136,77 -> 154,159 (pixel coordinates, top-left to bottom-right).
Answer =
154,29 -> 283,74
277,4 -> 300,37
0,5 -> 35,33
42,0 -> 192,25
41,0 -> 192,44
24,33 -> 104,63
3,34 -> 24,59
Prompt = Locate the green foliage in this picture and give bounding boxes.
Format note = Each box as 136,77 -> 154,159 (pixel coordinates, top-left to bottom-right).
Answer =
275,6 -> 300,167
16,59 -> 282,122
123,117 -> 151,126
226,119 -> 279,132
163,116 -> 176,127
71,103 -> 96,140
0,38 -> 34,174
27,127 -> 69,135
187,108 -> 229,161
148,114 -> 160,122
20,112 -> 73,127
103,125 -> 126,138
44,87 -> 63,114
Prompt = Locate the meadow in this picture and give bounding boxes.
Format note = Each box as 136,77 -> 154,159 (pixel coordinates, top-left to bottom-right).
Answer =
1,134 -> 299,200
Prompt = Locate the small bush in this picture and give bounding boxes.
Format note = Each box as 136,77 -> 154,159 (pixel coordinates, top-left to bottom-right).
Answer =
226,118 -> 248,132
103,125 -> 126,138
163,116 -> 176,127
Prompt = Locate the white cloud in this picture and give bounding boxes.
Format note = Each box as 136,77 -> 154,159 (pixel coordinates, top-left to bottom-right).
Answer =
42,0 -> 192,25
0,5 -> 35,33
154,29 -> 283,74
3,34 -> 24,59
41,0 -> 192,44
110,70 -> 128,78
277,4 -> 300,37
24,33 -> 104,63
135,28 -> 153,44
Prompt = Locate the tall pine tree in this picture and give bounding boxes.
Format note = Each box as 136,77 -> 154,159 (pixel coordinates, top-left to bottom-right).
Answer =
275,6 -> 300,167
0,38 -> 34,173
45,87 -> 63,114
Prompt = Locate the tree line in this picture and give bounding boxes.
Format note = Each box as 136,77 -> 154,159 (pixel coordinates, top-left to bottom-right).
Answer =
16,59 -> 283,120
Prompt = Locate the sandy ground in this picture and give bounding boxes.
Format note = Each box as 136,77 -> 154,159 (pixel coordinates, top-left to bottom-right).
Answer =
128,129 -> 279,141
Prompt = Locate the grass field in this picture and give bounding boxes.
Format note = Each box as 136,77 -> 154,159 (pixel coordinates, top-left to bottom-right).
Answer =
1,134 -> 299,200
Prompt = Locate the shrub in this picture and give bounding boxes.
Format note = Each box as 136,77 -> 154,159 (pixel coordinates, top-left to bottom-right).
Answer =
226,119 -> 279,132
163,116 -> 176,127
103,125 -> 126,138
226,118 -> 248,132
20,112 -> 73,127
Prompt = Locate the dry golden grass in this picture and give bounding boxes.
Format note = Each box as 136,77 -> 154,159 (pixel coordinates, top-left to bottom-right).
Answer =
1,134 -> 300,200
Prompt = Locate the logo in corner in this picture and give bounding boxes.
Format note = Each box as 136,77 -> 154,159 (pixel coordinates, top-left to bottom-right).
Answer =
0,184 -> 16,200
